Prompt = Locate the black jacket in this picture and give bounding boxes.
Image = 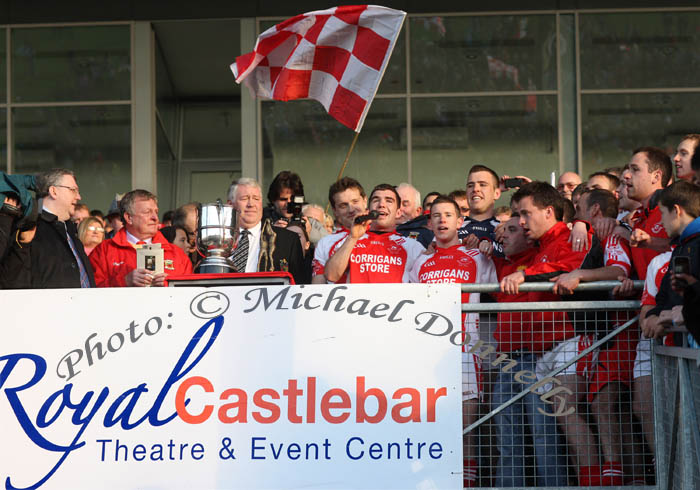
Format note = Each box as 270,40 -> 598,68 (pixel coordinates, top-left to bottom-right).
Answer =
1,210 -> 96,289
682,281 -> 700,341
396,214 -> 434,248
0,214 -> 13,261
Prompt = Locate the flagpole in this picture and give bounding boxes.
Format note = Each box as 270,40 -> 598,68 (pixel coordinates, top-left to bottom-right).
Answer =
325,131 -> 360,215
335,132 -> 360,182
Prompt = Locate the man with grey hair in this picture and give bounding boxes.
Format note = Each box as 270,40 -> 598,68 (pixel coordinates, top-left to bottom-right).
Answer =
396,182 -> 422,224
2,168 -> 95,288
90,189 -> 192,287
226,177 -> 305,283
557,171 -> 582,200
302,203 -> 329,245
396,182 -> 433,248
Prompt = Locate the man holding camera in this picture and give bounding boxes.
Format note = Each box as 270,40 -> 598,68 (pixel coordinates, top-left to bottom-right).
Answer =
2,168 -> 95,289
263,170 -> 305,227
226,178 -> 305,284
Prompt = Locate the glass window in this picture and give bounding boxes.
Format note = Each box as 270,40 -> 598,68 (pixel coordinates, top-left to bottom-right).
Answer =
12,25 -> 130,103
581,93 -> 700,175
13,105 -> 131,213
157,120 -> 176,214
182,104 -> 241,159
411,95 -> 558,204
378,27 -> 405,94
0,109 -> 5,171
0,29 -> 6,102
580,12 -> 700,90
262,98 -> 407,208
410,15 -> 556,93
156,39 -> 177,146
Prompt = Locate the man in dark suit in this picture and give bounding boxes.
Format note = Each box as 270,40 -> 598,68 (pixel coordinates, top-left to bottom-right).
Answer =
2,168 -> 95,289
227,178 -> 306,284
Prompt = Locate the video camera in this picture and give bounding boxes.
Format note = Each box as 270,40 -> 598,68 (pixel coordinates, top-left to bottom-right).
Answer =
0,172 -> 39,230
286,195 -> 306,227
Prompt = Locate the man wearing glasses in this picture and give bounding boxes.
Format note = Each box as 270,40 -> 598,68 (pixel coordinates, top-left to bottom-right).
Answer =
1,168 -> 95,288
557,172 -> 583,201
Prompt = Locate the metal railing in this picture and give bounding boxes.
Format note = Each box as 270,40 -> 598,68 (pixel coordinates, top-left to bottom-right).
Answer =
652,334 -> 700,490
455,280 -> 669,488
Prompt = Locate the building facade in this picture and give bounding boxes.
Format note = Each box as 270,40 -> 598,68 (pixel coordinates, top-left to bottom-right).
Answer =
1,1 -> 698,213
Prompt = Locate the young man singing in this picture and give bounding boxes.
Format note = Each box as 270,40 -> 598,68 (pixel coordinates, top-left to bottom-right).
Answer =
409,195 -> 496,488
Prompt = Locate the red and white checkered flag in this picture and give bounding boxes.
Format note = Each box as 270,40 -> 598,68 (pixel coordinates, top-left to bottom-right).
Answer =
231,5 -> 405,132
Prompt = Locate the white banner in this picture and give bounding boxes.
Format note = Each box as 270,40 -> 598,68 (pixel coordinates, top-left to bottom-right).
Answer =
0,284 -> 462,489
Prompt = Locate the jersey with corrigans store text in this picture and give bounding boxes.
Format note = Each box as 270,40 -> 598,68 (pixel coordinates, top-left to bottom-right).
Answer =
409,244 -> 497,401
312,229 -> 349,282
604,234 -> 632,276
458,216 -> 503,257
409,244 -> 497,330
348,231 -> 425,283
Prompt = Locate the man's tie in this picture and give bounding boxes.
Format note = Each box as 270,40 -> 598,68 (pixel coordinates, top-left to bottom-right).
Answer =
64,223 -> 91,288
232,229 -> 249,273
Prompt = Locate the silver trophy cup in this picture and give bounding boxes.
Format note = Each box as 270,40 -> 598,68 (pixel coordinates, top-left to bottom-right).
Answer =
195,200 -> 239,274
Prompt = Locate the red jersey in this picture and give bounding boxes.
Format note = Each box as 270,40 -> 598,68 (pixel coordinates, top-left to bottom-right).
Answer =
641,251 -> 672,307
90,228 -> 193,287
410,244 -> 497,336
604,234 -> 632,276
348,231 -> 425,283
630,204 -> 669,280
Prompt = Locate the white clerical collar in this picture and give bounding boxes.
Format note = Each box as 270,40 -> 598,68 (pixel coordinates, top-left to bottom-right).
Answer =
125,230 -> 152,245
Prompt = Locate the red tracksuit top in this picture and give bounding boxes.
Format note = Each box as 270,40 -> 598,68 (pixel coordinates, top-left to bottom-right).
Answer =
90,228 -> 193,287
494,221 -> 589,353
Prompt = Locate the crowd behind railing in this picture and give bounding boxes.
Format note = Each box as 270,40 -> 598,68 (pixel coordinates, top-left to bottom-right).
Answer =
2,135 -> 700,487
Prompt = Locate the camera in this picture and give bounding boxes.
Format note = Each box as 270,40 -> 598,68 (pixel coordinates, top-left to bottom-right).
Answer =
0,171 -> 39,230
504,178 -> 526,189
671,256 -> 690,289
286,195 -> 306,226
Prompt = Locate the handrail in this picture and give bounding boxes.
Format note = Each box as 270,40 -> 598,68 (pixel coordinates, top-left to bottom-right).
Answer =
460,280 -> 644,293
462,300 -> 640,312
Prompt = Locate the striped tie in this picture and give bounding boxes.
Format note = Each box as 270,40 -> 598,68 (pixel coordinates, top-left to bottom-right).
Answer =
64,223 -> 91,288
232,230 -> 249,273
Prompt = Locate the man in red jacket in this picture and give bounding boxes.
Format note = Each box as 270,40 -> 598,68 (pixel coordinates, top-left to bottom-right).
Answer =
90,189 -> 192,287
501,181 -> 603,486
491,214 -> 568,487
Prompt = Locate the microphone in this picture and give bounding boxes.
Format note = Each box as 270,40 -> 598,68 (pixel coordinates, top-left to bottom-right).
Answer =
354,210 -> 380,225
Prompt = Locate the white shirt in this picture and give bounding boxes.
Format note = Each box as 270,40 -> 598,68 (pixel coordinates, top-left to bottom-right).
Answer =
125,230 -> 152,245
239,221 -> 262,273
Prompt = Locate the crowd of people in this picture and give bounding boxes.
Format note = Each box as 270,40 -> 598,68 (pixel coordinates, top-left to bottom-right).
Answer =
1,135 -> 700,487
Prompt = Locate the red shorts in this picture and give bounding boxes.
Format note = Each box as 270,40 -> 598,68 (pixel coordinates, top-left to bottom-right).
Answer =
588,327 -> 639,402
